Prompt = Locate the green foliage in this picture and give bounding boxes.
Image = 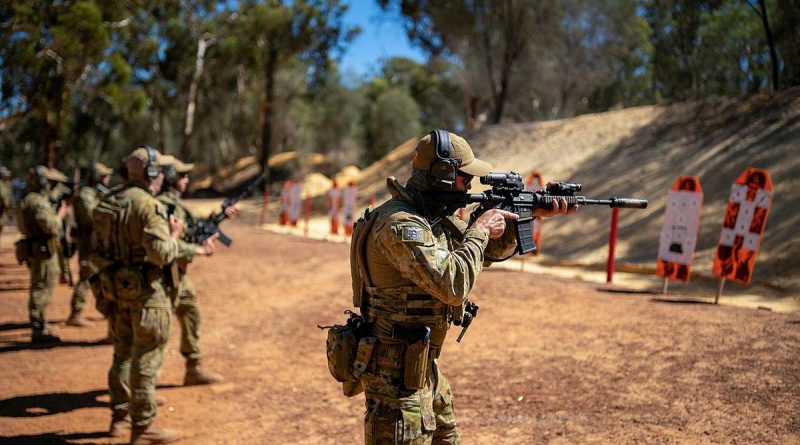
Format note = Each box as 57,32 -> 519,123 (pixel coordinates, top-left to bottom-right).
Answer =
1,0 -> 797,178
363,88 -> 420,164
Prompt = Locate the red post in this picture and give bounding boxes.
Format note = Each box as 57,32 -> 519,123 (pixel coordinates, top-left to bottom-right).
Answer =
606,207 -> 619,283
304,194 -> 311,237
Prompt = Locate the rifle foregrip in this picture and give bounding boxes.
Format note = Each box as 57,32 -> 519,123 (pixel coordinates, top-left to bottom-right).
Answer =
611,198 -> 648,209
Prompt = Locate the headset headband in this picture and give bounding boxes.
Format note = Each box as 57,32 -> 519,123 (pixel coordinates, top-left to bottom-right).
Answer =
428,129 -> 460,187
142,146 -> 160,178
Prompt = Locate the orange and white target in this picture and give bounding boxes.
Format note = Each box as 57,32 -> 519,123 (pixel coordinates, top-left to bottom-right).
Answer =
712,168 -> 773,284
657,176 -> 703,282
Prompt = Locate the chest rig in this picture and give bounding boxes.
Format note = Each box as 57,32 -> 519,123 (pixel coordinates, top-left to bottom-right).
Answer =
350,196 -> 455,331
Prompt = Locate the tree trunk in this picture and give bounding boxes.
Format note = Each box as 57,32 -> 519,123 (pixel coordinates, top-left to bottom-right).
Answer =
180,35 -> 215,160
259,46 -> 279,185
757,0 -> 780,90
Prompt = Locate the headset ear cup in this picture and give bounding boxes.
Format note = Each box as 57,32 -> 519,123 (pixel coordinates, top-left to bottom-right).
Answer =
144,146 -> 159,178
428,129 -> 458,186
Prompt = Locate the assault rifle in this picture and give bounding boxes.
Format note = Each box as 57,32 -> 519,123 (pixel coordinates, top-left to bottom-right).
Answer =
184,171 -> 267,247
424,172 -> 648,260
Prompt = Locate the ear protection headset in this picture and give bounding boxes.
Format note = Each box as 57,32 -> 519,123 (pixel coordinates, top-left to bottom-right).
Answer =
141,146 -> 160,179
164,164 -> 178,186
428,129 -> 461,187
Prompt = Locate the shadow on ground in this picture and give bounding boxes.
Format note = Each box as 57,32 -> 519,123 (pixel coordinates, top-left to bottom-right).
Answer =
0,340 -> 108,354
0,431 -> 109,444
0,389 -> 107,418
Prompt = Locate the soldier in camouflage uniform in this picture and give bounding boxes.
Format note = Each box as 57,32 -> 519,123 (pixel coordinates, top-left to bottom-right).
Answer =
16,166 -> 71,343
157,156 -> 233,386
0,166 -> 12,249
67,162 -> 114,327
90,147 -> 184,444
350,130 -> 576,444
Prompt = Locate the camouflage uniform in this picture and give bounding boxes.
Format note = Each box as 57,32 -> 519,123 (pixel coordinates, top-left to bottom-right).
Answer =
92,181 -> 178,429
70,163 -> 113,321
156,192 -> 201,360
354,178 -> 514,445
16,167 -> 70,339
70,185 -> 99,314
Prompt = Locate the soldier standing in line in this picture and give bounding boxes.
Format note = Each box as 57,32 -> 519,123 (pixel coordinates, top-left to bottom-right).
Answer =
349,130 -> 576,444
50,179 -> 77,286
157,156 -> 233,386
66,162 -> 114,327
90,146 -> 183,444
0,166 -> 12,250
16,166 -> 71,343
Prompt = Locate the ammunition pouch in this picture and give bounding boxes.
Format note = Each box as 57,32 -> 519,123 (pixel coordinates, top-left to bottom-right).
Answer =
91,262 -> 165,303
364,286 -> 451,329
115,266 -> 145,301
14,238 -> 30,264
15,236 -> 54,264
322,312 -> 371,397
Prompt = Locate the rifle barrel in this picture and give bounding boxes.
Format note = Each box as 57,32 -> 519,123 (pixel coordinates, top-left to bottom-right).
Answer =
536,194 -> 647,209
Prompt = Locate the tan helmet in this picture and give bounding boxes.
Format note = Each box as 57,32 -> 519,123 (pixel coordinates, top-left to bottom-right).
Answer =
128,146 -> 173,178
412,130 -> 491,186
94,162 -> 114,177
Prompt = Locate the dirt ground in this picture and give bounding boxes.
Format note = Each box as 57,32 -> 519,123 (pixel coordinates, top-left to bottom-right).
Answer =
1,221 -> 799,444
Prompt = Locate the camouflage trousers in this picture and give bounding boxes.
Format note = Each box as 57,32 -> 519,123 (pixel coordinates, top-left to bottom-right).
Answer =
70,260 -> 92,313
27,256 -> 59,331
175,274 -> 201,360
362,357 -> 459,445
108,285 -> 171,427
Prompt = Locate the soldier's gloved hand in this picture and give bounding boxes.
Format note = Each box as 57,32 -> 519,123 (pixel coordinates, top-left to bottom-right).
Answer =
223,205 -> 239,219
195,234 -> 217,256
533,196 -> 578,218
169,215 -> 185,240
473,209 -> 518,239
56,200 -> 69,219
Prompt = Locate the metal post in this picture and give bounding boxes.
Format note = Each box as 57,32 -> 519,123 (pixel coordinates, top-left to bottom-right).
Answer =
303,194 -> 311,237
714,276 -> 726,304
606,207 -> 619,283
662,277 -> 669,295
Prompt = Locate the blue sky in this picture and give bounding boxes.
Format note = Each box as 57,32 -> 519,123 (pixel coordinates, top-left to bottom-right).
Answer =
339,1 -> 427,79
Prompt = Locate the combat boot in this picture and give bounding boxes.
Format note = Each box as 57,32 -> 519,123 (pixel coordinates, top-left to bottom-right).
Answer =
66,310 -> 92,327
183,358 -> 224,386
130,424 -> 182,445
109,410 -> 131,438
31,329 -> 60,344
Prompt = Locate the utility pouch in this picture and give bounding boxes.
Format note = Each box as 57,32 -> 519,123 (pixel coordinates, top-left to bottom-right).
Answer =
14,238 -> 31,264
99,268 -> 118,302
31,238 -> 52,260
353,336 -> 377,377
321,311 -> 370,397
394,325 -> 431,390
115,267 -> 144,301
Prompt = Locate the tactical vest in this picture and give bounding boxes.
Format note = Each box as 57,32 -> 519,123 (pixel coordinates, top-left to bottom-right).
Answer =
350,202 -> 452,330
92,185 -> 133,265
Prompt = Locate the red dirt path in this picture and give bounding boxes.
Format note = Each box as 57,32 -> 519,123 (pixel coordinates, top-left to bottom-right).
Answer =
1,222 -> 798,444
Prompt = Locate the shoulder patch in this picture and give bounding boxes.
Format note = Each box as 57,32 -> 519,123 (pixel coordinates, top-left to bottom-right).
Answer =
402,225 -> 423,242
